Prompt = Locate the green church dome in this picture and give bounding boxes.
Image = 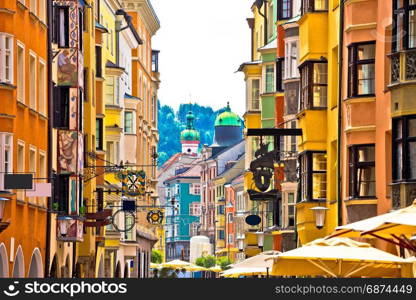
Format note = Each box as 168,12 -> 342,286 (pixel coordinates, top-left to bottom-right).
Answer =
215,102 -> 241,127
180,110 -> 200,141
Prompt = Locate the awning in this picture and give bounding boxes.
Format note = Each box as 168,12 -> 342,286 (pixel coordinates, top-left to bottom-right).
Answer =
215,248 -> 239,254
267,237 -> 413,278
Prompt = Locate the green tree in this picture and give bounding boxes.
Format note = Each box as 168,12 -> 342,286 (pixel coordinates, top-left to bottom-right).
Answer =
151,249 -> 163,264
217,256 -> 233,270
195,256 -> 206,267
203,255 -> 216,268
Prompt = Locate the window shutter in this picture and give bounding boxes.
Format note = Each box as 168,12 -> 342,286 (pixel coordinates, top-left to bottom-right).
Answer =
53,85 -> 61,128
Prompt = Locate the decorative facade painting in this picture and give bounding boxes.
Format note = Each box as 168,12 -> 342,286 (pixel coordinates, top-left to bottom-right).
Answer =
58,130 -> 81,174
69,88 -> 78,130
57,216 -> 84,243
57,49 -> 78,86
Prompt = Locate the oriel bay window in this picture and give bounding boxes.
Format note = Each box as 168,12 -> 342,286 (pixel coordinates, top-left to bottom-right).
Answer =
302,0 -> 328,14
300,61 -> 328,110
299,151 -> 327,201
53,86 -> 70,128
349,145 -> 376,199
393,0 -> 416,51
265,64 -> 275,94
348,42 -> 376,97
393,115 -> 416,181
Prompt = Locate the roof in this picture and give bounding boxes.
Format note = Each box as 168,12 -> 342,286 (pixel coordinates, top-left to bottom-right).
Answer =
258,38 -> 277,51
95,22 -> 109,33
237,60 -> 261,72
214,103 -> 241,127
106,60 -> 125,70
164,162 -> 202,183
124,93 -> 141,100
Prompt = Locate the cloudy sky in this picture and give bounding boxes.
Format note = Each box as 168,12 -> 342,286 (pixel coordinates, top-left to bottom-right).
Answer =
150,0 -> 254,116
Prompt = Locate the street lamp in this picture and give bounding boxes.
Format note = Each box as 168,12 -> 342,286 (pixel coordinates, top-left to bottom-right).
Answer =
310,206 -> 329,229
237,239 -> 244,252
0,197 -> 10,221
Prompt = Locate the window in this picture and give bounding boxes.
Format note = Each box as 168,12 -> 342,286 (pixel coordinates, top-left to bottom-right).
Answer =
265,65 -> 275,93
348,42 -> 376,97
17,142 -> 25,200
30,0 -> 37,15
105,77 -> 115,105
302,0 -> 328,14
95,119 -> 103,151
393,0 -> 416,51
39,151 -> 47,207
267,1 -> 274,40
393,115 -> 416,181
38,61 -> 46,115
0,34 -> 14,84
236,192 -> 245,213
349,145 -> 376,198
287,193 -> 295,227
190,222 -> 199,237
276,58 -> 284,92
285,40 -> 299,79
53,6 -> 69,48
124,111 -> 134,134
152,50 -> 159,72
95,46 -> 102,77
300,61 -> 328,110
279,0 -> 293,19
0,134 -> 13,190
217,205 -> 225,215
17,43 -> 24,102
174,184 -> 180,195
250,79 -> 260,110
218,230 -> 225,240
299,151 -> 327,201
53,86 -> 70,128
228,234 -> 234,245
39,0 -> 46,22
190,184 -> 201,195
78,8 -> 83,51
227,212 -> 233,223
189,202 -> 201,216
29,53 -> 36,110
29,146 -> 36,203
124,213 -> 135,241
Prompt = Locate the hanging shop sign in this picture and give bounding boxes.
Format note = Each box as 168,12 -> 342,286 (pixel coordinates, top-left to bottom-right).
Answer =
245,215 -> 262,226
147,210 -> 164,225
117,170 -> 146,196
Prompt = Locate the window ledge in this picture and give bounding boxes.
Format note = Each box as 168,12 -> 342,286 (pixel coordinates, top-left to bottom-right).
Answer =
39,113 -> 48,121
17,2 -> 28,11
0,8 -> 16,14
16,199 -> 26,206
17,101 -> 28,109
124,133 -> 136,136
29,12 -> 39,23
0,83 -> 16,90
344,96 -> 376,104
29,107 -> 38,116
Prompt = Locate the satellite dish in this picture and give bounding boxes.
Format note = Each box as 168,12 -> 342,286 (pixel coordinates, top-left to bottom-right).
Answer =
245,215 -> 261,226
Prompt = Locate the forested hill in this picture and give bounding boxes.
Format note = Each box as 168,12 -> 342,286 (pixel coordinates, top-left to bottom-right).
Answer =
157,102 -> 230,167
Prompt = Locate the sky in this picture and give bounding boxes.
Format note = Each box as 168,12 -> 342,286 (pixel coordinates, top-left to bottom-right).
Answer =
150,0 -> 254,116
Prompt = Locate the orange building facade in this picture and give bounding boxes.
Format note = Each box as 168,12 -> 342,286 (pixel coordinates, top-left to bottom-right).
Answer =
0,0 -> 48,277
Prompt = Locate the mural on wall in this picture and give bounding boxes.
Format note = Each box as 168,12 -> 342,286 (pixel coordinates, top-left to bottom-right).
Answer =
78,133 -> 84,175
69,88 -> 78,130
54,0 -> 79,49
57,217 -> 84,243
57,49 -> 78,86
58,130 -> 81,174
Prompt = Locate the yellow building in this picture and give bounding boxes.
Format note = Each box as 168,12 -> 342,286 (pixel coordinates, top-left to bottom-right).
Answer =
296,0 -> 340,245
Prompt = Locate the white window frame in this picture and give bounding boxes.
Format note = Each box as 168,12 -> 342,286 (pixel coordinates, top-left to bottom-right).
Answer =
263,63 -> 275,94
38,150 -> 47,207
39,0 -> 46,22
30,0 -> 38,15
0,133 -> 13,190
0,33 -> 14,85
38,59 -> 46,115
284,37 -> 299,79
29,51 -> 37,110
16,41 -> 25,103
124,110 -> 135,134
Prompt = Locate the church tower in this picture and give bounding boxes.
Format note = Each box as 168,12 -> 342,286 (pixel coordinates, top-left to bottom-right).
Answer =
180,109 -> 200,155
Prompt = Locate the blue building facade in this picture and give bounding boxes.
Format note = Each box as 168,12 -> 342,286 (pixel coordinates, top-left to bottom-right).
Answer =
164,164 -> 202,261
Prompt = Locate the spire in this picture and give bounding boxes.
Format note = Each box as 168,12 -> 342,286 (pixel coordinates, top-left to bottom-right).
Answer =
225,101 -> 231,112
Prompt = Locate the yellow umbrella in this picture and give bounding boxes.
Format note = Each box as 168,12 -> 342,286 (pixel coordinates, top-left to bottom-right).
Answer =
220,251 -> 279,278
361,200 -> 416,240
209,266 -> 222,273
160,259 -> 192,269
150,263 -> 161,269
268,238 -> 413,278
186,264 -> 207,272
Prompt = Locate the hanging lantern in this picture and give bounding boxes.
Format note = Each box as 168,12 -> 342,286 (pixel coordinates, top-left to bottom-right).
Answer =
237,239 -> 244,252
310,206 -> 329,229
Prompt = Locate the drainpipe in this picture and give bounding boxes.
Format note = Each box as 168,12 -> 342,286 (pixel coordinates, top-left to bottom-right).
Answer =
45,0 -> 53,278
257,0 -> 268,46
337,1 -> 345,226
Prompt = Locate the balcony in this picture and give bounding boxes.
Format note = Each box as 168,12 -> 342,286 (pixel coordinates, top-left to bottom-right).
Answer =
389,50 -> 416,117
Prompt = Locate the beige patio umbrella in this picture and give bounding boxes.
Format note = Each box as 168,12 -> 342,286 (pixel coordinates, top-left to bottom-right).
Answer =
267,238 -> 413,278
220,250 -> 279,278
160,259 -> 192,269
